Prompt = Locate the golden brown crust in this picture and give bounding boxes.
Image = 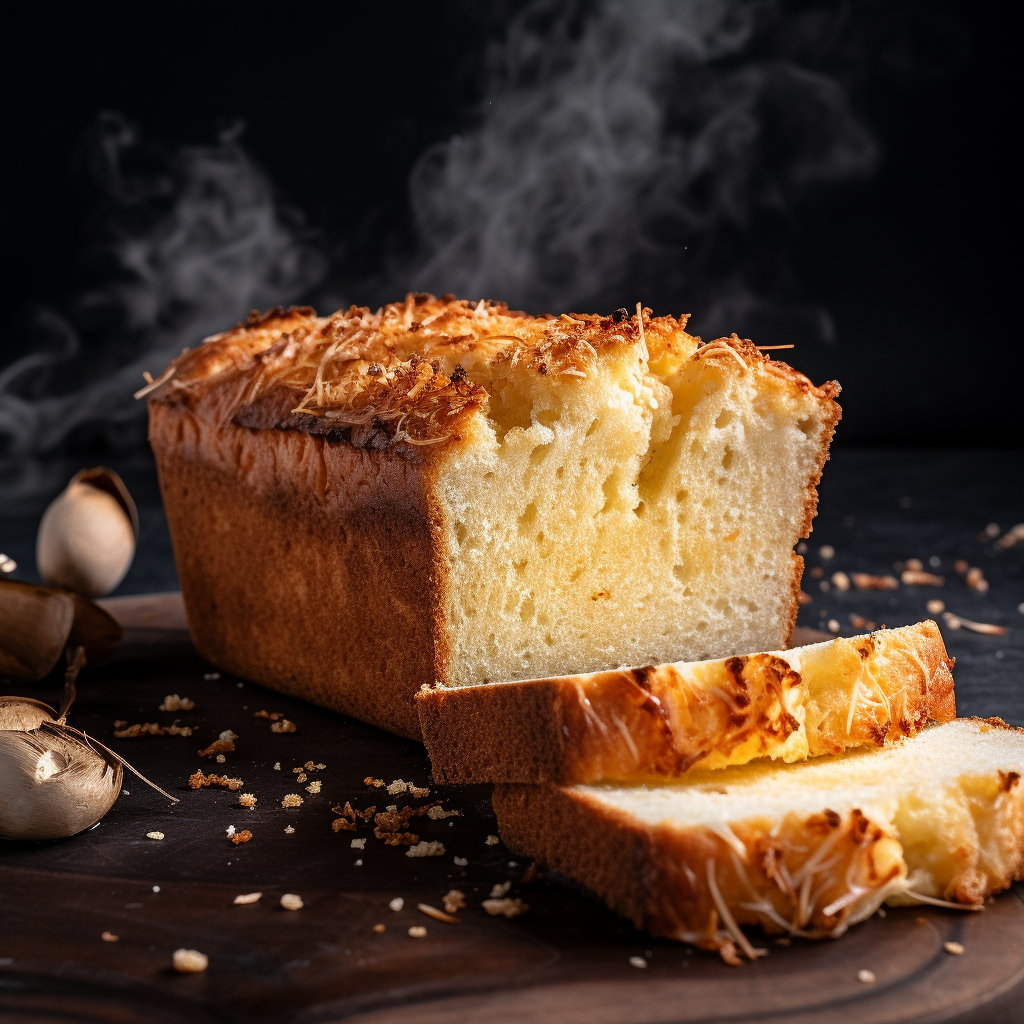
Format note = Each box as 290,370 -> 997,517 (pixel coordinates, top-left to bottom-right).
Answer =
418,622 -> 955,784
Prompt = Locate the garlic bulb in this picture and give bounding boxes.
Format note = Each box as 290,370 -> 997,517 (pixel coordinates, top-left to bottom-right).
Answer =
37,468 -> 139,598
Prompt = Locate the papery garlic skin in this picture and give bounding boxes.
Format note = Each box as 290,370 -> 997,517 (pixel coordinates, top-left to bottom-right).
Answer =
37,480 -> 136,597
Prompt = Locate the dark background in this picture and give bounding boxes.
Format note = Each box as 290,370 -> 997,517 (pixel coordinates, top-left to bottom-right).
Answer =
1,0 -> 1020,483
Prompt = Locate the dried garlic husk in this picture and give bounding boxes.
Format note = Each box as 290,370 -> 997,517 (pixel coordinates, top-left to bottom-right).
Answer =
0,650 -> 175,840
37,468 -> 139,598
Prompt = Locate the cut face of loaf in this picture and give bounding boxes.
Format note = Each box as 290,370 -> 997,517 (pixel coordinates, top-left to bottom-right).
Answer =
147,295 -> 839,738
492,719 -> 1024,964
419,621 -> 956,784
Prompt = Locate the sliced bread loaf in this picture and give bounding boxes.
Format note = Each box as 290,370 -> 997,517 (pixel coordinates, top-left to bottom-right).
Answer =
419,621 -> 955,783
492,718 -> 1024,963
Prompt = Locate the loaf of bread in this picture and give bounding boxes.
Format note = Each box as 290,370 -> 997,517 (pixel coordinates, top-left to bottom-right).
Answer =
492,718 -> 1024,963
418,621 -> 955,784
145,295 -> 839,738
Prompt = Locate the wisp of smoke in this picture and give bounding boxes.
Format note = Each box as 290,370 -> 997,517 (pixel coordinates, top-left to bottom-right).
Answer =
402,0 -> 878,334
0,113 -> 324,504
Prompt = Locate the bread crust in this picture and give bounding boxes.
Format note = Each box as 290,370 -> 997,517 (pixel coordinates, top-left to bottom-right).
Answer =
419,622 -> 956,784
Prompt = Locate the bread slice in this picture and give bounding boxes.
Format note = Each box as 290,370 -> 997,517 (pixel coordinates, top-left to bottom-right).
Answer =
419,621 -> 955,784
145,295 -> 839,738
492,719 -> 1024,963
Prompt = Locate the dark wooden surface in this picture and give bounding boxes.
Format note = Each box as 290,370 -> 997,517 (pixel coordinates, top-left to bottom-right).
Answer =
1,447 -> 1022,1022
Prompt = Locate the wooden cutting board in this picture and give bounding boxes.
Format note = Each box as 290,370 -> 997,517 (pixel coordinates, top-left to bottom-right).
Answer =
1,595 -> 1021,1023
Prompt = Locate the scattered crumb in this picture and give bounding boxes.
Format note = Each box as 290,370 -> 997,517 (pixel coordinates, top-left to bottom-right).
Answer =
389,898 -> 405,912
426,806 -> 460,820
418,903 -> 459,924
215,754 -> 226,764
315,763 -> 326,770
810,566 -> 824,578
204,672 -> 221,681
944,941 -> 965,955
996,523 -> 1024,549
146,831 -> 165,841
797,590 -> 812,605
273,762 -> 281,771
796,541 -> 807,554
443,890 -> 466,914
281,794 -> 303,808
115,722 -> 193,738
490,881 -> 511,899
406,841 -> 445,858
482,898 -> 528,918
819,545 -> 835,560
354,859 -> 363,866
189,771 -> 243,791
942,612 -> 1007,635
305,781 -> 321,795
365,777 -> 384,787
902,569 -> 944,586
954,559 -> 969,573
857,969 -> 876,984
284,826 -> 295,834
233,893 -> 262,905
387,779 -> 409,795
101,931 -> 119,942
173,949 -> 208,973
965,567 -> 989,592
927,599 -> 945,614
454,856 -> 468,867
238,793 -> 257,809
198,738 -> 235,757
408,926 -> 427,938
280,893 -> 303,910
373,923 -> 385,933
629,956 -> 647,969
230,830 -> 252,845
254,709 -> 286,720
852,573 -> 899,590
271,719 -> 297,733
160,694 -> 195,712
485,835 -> 499,846
827,619 -> 840,633
831,572 -> 850,591
332,818 -> 356,833
226,825 -> 236,836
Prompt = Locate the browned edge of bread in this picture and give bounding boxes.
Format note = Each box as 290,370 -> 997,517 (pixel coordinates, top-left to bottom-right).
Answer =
418,621 -> 955,784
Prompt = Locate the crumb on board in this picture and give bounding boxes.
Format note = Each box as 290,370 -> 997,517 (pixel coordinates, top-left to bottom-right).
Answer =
146,831 -> 165,841
485,835 -> 499,846
407,926 -> 427,938
332,818 -> 356,833
216,754 -> 226,763
254,710 -> 286,720
927,599 -> 945,614
230,830 -> 252,845
387,779 -> 409,795
189,771 -> 243,791
271,719 -> 297,733
280,894 -> 303,911
114,722 -> 193,738
857,969 -> 876,984
365,777 -> 384,787
284,826 -> 295,834
629,956 -> 647,969
389,898 -> 404,912
233,893 -> 262,905
281,794 -> 303,808
351,838 -> 366,849
273,762 -> 281,771
944,941 -> 965,955
354,859 -> 363,865
204,672 -> 220,681
426,806 -> 460,819
238,793 -> 257,809
490,881 -> 511,899
406,841 -> 445,858
372,923 -> 385,933
160,694 -> 194,712
454,856 -> 468,867
443,890 -> 465,914
101,931 -> 119,942
482,898 -> 528,918
418,903 -> 459,924
852,573 -> 899,591
173,949 -> 208,973
198,738 -> 235,757
305,781 -> 322,795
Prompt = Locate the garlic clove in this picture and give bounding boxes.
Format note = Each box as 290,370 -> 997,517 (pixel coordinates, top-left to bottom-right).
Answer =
0,580 -> 74,680
37,468 -> 138,598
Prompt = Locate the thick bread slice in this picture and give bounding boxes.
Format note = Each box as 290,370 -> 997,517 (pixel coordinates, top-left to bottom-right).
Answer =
419,621 -> 955,783
492,719 -> 1024,963
147,295 -> 839,739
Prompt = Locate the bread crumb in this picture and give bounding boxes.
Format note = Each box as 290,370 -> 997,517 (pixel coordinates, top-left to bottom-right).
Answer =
426,806 -> 460,819
101,931 -> 119,942
490,881 -> 511,899
454,856 -> 468,867
354,859 -> 363,866
410,786 -> 430,799
418,903 -> 459,924
280,893 -> 303,910
485,835 -> 499,845
173,948 -> 208,973
372,923 -> 385,933
389,897 -> 405,912
230,830 -> 252,845
827,619 -> 840,633
233,892 -> 262,904
408,926 -> 427,938
857,969 -> 876,984
198,738 -> 235,757
115,721 -> 193,738
146,831 -> 165,840
254,710 -> 285,720
830,571 -> 850,591
387,779 -> 409,795
305,781 -> 321,795
365,777 -> 384,787
238,793 -> 257,809
852,573 -> 899,591
944,941 -> 965,955
189,771 -> 243,791
159,694 -> 194,712
819,545 -> 835,560
315,762 -> 326,770
271,719 -> 297,733
204,672 -> 220,680
216,754 -> 227,763
629,956 -> 647,969
774,937 -> 791,946
273,762 -> 281,770
351,838 -> 366,849
281,794 -> 303,808
443,890 -> 465,914
406,841 -> 445,858
332,818 -> 355,832
482,898 -> 528,918
284,825 -> 295,834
